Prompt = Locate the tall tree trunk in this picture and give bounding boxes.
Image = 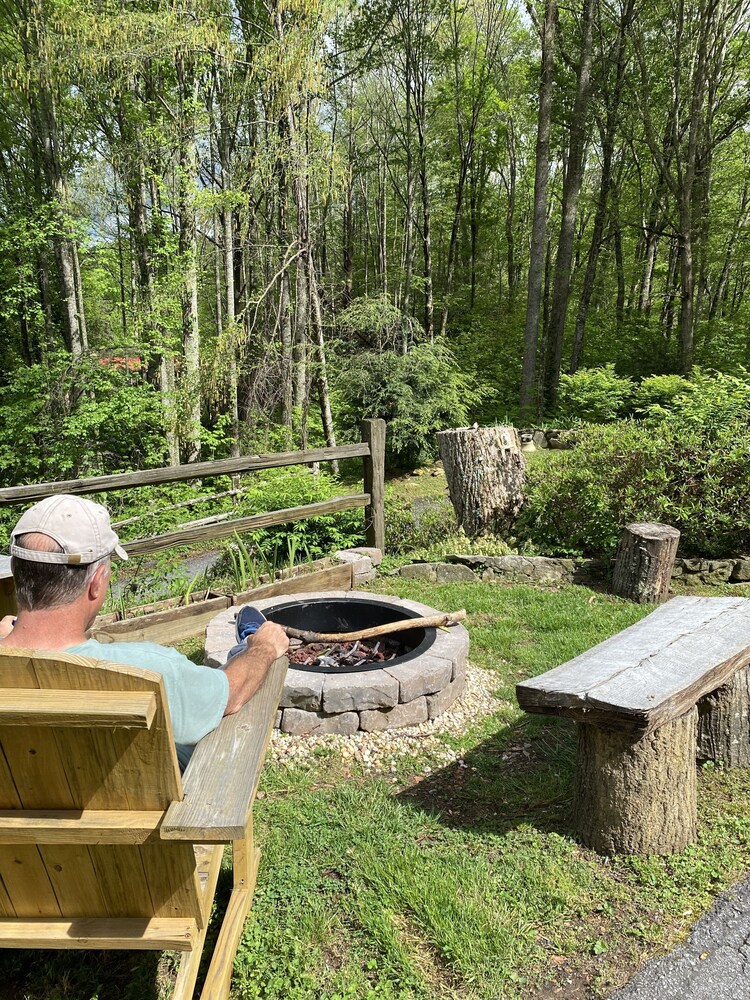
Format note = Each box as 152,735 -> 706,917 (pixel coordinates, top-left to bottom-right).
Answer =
545,0 -> 595,411
570,0 -> 633,370
176,50 -> 201,464
519,0 -> 557,421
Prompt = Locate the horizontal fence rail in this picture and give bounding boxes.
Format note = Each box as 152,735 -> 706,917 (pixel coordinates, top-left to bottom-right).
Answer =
0,420 -> 386,566
0,443 -> 371,506
123,494 -> 371,555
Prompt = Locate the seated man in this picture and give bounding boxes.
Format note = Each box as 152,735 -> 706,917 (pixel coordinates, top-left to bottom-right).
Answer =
0,494 -> 288,769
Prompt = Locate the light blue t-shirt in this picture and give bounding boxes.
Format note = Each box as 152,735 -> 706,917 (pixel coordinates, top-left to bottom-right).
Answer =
67,639 -> 229,747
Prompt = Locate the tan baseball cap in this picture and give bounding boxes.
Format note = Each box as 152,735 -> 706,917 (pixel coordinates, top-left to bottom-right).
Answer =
10,495 -> 128,565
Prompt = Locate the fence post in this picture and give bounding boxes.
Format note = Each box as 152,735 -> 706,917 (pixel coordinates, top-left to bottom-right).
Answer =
361,419 -> 385,551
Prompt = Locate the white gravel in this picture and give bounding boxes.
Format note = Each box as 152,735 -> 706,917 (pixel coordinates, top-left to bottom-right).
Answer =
267,663 -> 505,773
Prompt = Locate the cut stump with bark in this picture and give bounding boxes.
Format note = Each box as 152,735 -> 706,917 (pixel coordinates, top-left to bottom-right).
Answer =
436,425 -> 525,537
697,665 -> 750,767
574,708 -> 698,855
611,522 -> 680,604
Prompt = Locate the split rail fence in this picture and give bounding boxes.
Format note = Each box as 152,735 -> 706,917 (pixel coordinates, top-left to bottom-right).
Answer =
0,419 -> 386,558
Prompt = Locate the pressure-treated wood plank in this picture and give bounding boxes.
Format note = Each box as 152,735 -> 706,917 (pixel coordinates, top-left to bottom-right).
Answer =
41,844 -> 109,917
172,847 -> 224,1000
0,443 -> 370,504
198,847 -> 260,1000
141,841 -> 205,927
0,690 -> 156,729
24,651 -> 182,810
123,494 -> 370,556
516,596 -> 750,732
0,810 -> 164,844
0,847 -> 61,916
0,916 -> 198,950
231,563 -> 354,605
92,595 -> 231,645
162,657 -> 286,841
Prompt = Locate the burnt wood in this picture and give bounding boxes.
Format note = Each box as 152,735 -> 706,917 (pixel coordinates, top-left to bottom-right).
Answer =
516,596 -> 750,734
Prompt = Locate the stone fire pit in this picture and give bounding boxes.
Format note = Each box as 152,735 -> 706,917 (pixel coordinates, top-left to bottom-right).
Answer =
205,591 -> 470,735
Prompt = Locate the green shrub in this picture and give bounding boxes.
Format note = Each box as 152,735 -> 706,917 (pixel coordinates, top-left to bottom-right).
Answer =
556,365 -> 635,425
654,369 -> 750,433
334,339 -> 488,469
233,469 -> 363,560
0,352 -> 166,482
517,420 -> 750,558
633,374 -> 694,415
384,493 -> 458,554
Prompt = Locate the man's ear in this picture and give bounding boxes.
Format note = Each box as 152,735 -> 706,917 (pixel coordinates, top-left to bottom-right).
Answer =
88,562 -> 110,602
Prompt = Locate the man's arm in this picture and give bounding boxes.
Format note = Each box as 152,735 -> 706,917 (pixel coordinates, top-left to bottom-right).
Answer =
222,620 -> 289,714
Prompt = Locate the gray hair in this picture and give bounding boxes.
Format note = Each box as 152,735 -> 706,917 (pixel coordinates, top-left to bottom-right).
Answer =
11,533 -> 108,611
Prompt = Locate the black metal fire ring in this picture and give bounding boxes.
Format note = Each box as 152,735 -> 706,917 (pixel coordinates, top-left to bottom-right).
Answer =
262,596 -> 437,673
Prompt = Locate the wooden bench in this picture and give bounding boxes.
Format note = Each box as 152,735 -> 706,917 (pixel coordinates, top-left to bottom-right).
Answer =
516,596 -> 750,855
0,646 -> 286,999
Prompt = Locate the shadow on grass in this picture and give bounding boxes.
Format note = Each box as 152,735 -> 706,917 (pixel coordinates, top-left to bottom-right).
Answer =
398,713 -> 580,839
0,865 -> 236,1000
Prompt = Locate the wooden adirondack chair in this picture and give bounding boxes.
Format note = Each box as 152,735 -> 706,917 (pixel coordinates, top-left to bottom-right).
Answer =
0,646 -> 286,1000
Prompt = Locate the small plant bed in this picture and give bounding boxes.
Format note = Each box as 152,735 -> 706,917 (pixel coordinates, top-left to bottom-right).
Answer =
5,580 -> 749,1000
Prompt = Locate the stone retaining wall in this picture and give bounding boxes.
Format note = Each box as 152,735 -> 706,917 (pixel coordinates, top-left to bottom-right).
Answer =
398,554 -> 750,586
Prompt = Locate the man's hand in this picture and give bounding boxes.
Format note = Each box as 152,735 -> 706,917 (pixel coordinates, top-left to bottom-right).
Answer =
223,620 -> 289,715
250,620 -> 289,659
0,615 -> 15,639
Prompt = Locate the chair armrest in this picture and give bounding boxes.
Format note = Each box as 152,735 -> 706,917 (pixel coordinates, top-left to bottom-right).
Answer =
160,656 -> 286,842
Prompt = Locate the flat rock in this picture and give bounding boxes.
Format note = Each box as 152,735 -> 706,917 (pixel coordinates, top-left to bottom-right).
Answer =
347,546 -> 383,566
334,551 -> 372,577
321,669 -> 399,712
280,667 -> 324,710
731,558 -> 750,582
359,696 -> 428,732
386,654 -> 453,702
400,563 -> 438,582
281,708 -> 359,735
435,563 -> 477,583
426,672 -> 467,719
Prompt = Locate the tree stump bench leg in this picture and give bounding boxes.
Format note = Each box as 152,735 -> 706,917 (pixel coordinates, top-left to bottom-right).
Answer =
574,707 -> 698,855
698,665 -> 750,767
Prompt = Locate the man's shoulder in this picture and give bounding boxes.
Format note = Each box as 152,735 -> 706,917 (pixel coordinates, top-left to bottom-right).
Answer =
68,638 -> 191,671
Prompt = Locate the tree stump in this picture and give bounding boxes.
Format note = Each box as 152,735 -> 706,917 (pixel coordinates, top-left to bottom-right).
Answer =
697,666 -> 750,767
574,708 -> 698,855
436,426 -> 526,537
611,522 -> 680,603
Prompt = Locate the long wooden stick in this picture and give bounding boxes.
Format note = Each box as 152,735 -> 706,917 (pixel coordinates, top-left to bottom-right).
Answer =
282,610 -> 467,644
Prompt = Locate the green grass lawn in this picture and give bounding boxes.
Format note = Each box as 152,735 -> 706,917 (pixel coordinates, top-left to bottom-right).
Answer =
3,579 -> 749,1000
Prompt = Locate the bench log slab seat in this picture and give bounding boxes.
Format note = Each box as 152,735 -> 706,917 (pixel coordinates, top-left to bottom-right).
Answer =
516,596 -> 750,855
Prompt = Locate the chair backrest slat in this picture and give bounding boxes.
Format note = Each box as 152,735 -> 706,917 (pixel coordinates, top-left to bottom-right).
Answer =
0,649 -> 202,923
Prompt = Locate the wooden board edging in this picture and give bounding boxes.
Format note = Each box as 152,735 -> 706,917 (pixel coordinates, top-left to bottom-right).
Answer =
91,562 -> 356,645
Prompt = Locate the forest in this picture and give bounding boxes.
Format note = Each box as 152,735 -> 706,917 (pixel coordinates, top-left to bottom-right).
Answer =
1,0 -> 750,483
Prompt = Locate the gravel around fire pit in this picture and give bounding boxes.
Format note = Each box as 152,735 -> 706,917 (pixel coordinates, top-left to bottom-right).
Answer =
267,661 -> 503,772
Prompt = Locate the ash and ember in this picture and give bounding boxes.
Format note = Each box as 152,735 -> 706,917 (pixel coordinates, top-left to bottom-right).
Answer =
287,636 -> 404,670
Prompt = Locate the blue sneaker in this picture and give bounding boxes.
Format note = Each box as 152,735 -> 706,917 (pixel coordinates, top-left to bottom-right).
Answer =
235,605 -> 267,643
224,606 -> 268,667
